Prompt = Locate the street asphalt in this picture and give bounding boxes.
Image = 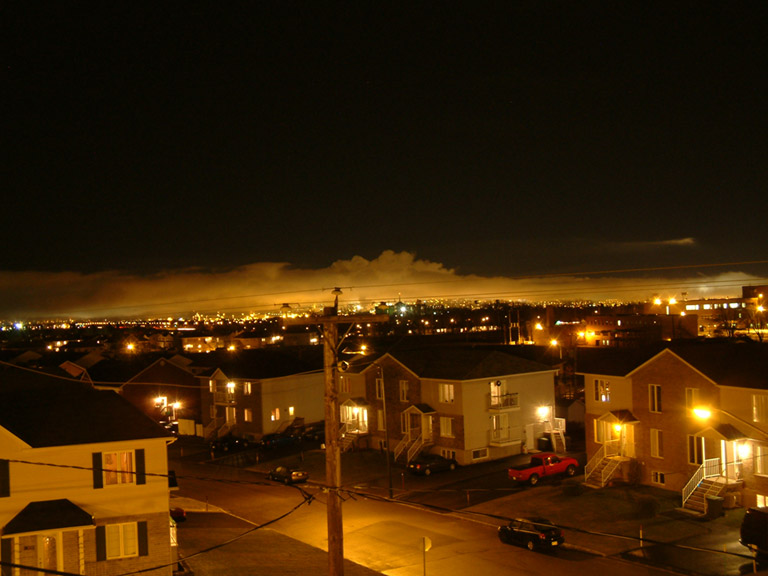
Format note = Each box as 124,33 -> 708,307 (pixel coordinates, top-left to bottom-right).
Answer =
170,438 -> 767,575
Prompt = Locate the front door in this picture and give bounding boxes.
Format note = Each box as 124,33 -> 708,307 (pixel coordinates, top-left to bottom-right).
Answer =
38,533 -> 62,572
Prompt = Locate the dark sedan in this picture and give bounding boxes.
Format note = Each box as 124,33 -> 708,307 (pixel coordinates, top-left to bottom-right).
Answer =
498,517 -> 564,551
210,435 -> 250,454
407,453 -> 457,476
258,433 -> 301,450
267,465 -> 309,485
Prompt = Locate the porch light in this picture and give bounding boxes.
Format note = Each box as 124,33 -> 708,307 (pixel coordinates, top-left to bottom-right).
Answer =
226,382 -> 236,392
550,339 -> 558,347
613,424 -> 623,433
738,442 -> 751,460
692,407 -> 712,420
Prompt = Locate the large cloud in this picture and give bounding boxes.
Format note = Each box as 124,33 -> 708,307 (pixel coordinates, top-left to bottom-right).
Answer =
0,250 -> 759,320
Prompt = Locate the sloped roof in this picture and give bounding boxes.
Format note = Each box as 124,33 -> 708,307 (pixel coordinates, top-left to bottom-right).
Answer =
576,345 -> 667,376
668,342 -> 768,389
186,347 -> 324,380
4,499 -> 93,535
385,347 -> 553,380
0,362 -> 171,447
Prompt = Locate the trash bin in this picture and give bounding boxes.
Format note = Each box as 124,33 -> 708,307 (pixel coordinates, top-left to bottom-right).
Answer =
537,437 -> 551,451
706,496 -> 724,518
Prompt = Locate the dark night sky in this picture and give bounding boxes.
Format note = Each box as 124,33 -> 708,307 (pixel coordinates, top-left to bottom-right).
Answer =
4,3 -> 768,318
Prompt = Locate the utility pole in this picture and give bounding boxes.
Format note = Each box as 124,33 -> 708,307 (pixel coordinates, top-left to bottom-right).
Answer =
285,289 -> 388,576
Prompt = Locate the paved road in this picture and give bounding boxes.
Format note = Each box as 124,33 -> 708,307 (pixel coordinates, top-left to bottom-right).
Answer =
170,458 -> 679,576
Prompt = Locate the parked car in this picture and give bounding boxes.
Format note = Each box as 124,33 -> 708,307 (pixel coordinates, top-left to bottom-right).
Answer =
741,507 -> 768,558
508,452 -> 578,486
210,434 -> 250,454
498,517 -> 564,551
407,453 -> 457,476
258,432 -> 301,450
267,465 -> 309,485
301,423 -> 325,443
170,507 -> 186,522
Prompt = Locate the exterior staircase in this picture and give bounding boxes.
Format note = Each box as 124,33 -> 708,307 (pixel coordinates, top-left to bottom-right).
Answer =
584,457 -> 621,488
683,478 -> 725,513
551,430 -> 566,453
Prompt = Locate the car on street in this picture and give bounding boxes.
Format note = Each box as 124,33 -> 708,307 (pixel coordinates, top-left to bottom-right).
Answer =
170,507 -> 186,522
508,452 -> 578,486
210,434 -> 250,454
258,432 -> 301,450
267,465 -> 309,485
407,453 -> 457,476
498,517 -> 564,551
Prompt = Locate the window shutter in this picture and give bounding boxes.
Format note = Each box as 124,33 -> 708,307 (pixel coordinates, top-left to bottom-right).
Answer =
95,526 -> 106,561
138,521 -> 149,557
1,537 -> 12,576
0,460 -> 9,498
135,449 -> 146,485
92,453 -> 103,489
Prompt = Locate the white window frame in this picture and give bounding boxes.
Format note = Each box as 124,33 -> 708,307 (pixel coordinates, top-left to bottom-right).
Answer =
399,380 -> 409,402
106,522 -> 139,559
439,383 -> 455,404
375,378 -> 384,400
594,378 -> 610,402
685,388 -> 700,410
688,434 -> 704,465
651,471 -> 666,485
649,384 -> 662,413
243,382 -> 252,396
754,394 -> 768,423
377,408 -> 385,431
102,451 -> 135,486
756,444 -> 768,476
244,408 -> 253,423
650,428 -> 663,458
440,416 -> 454,438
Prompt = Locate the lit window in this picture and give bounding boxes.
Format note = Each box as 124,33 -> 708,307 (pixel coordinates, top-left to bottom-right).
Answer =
244,409 -> 253,423
103,451 -> 134,485
753,395 -> 768,423
440,417 -> 454,437
756,445 -> 768,475
439,384 -> 455,404
594,379 -> 610,402
209,380 -> 215,393
243,382 -> 252,395
271,408 -> 280,421
288,406 -> 294,416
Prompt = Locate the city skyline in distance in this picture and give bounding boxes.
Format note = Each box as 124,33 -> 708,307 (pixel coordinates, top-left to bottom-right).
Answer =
1,251 -> 765,321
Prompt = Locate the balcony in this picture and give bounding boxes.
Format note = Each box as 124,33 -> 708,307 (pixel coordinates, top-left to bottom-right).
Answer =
213,392 -> 236,405
488,392 -> 519,411
490,425 -> 522,447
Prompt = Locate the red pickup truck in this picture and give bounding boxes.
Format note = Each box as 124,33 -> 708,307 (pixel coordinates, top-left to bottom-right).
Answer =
508,452 -> 579,486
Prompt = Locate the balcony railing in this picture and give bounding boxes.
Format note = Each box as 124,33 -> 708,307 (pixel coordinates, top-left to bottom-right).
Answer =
488,392 -> 519,410
490,425 -> 522,445
213,392 -> 236,405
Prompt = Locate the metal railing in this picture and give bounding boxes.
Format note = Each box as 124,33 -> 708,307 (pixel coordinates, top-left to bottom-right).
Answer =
491,425 -> 523,445
584,439 -> 620,485
489,392 -> 519,409
682,457 -> 720,508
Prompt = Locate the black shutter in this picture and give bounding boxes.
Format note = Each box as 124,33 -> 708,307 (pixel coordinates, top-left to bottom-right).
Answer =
135,449 -> 146,485
1,537 -> 12,576
137,521 -> 148,557
92,453 -> 103,489
0,460 -> 9,497
95,526 -> 106,561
